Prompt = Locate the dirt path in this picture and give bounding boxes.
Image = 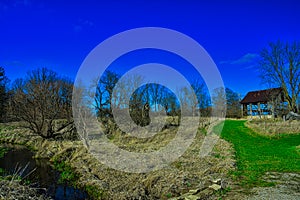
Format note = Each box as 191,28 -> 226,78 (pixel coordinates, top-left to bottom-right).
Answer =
226,172 -> 300,200
246,172 -> 300,200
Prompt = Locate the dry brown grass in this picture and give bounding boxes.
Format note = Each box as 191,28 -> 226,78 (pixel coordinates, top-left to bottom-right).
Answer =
246,119 -> 300,135
0,179 -> 52,200
0,119 -> 235,199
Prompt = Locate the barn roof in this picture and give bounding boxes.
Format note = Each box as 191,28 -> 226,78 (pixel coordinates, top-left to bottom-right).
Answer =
240,87 -> 283,104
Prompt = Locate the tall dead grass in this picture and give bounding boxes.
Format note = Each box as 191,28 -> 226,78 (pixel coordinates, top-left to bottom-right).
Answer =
0,118 -> 234,199
246,119 -> 300,135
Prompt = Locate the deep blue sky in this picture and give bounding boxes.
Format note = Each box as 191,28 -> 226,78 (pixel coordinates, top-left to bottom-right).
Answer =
1,0 -> 299,96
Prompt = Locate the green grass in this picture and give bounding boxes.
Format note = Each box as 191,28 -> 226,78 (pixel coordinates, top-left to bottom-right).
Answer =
0,147 -> 9,158
53,159 -> 79,184
85,185 -> 105,199
0,124 -> 15,133
218,120 -> 300,187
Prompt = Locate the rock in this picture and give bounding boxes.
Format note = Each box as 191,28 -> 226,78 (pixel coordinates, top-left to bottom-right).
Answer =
197,188 -> 214,199
212,178 -> 221,184
184,194 -> 200,200
285,112 -> 300,120
188,189 -> 200,195
209,184 -> 221,191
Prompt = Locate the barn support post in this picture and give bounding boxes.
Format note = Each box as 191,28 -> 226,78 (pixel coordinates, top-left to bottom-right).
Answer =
258,102 -> 261,118
241,104 -> 245,117
244,104 -> 248,117
271,100 -> 275,118
249,103 -> 252,117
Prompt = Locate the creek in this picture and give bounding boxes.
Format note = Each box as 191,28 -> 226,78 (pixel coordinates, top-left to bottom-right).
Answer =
0,144 -> 88,200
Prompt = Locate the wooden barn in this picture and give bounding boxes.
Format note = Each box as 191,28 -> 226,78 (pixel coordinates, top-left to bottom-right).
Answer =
240,87 -> 287,118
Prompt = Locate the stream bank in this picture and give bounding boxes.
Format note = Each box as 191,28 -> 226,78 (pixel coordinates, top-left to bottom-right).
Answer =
0,122 -> 235,200
0,144 -> 88,200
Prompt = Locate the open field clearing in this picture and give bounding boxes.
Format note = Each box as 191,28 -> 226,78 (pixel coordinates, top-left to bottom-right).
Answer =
219,120 -> 300,187
218,120 -> 300,200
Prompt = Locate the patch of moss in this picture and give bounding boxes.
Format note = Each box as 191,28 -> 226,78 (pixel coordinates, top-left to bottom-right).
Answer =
53,159 -> 79,184
165,192 -> 172,198
85,185 -> 105,199
0,147 -> 9,158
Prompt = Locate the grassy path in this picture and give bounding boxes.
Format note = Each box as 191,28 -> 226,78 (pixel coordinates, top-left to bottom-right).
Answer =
218,120 -> 300,187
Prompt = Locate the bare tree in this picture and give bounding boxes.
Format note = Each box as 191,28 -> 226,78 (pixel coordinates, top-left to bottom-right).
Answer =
95,70 -> 119,118
149,83 -> 163,112
212,87 -> 227,118
225,88 -> 241,118
191,79 -> 210,117
298,95 -> 300,112
11,68 -> 74,139
259,41 -> 300,113
159,87 -> 178,116
182,86 -> 198,116
177,80 -> 209,117
0,67 -> 9,122
72,82 -> 93,147
113,74 -> 146,126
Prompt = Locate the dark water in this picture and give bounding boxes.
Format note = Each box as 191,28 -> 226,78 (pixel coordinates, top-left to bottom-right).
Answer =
0,144 -> 88,200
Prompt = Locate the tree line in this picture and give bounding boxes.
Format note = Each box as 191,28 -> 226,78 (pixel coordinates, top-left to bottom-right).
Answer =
2,40 -> 297,139
0,66 -> 243,139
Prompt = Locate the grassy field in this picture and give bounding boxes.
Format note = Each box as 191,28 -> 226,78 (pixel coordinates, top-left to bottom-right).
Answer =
217,120 -> 300,187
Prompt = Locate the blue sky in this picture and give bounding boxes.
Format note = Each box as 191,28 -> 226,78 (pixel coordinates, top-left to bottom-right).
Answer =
1,0 -> 299,96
